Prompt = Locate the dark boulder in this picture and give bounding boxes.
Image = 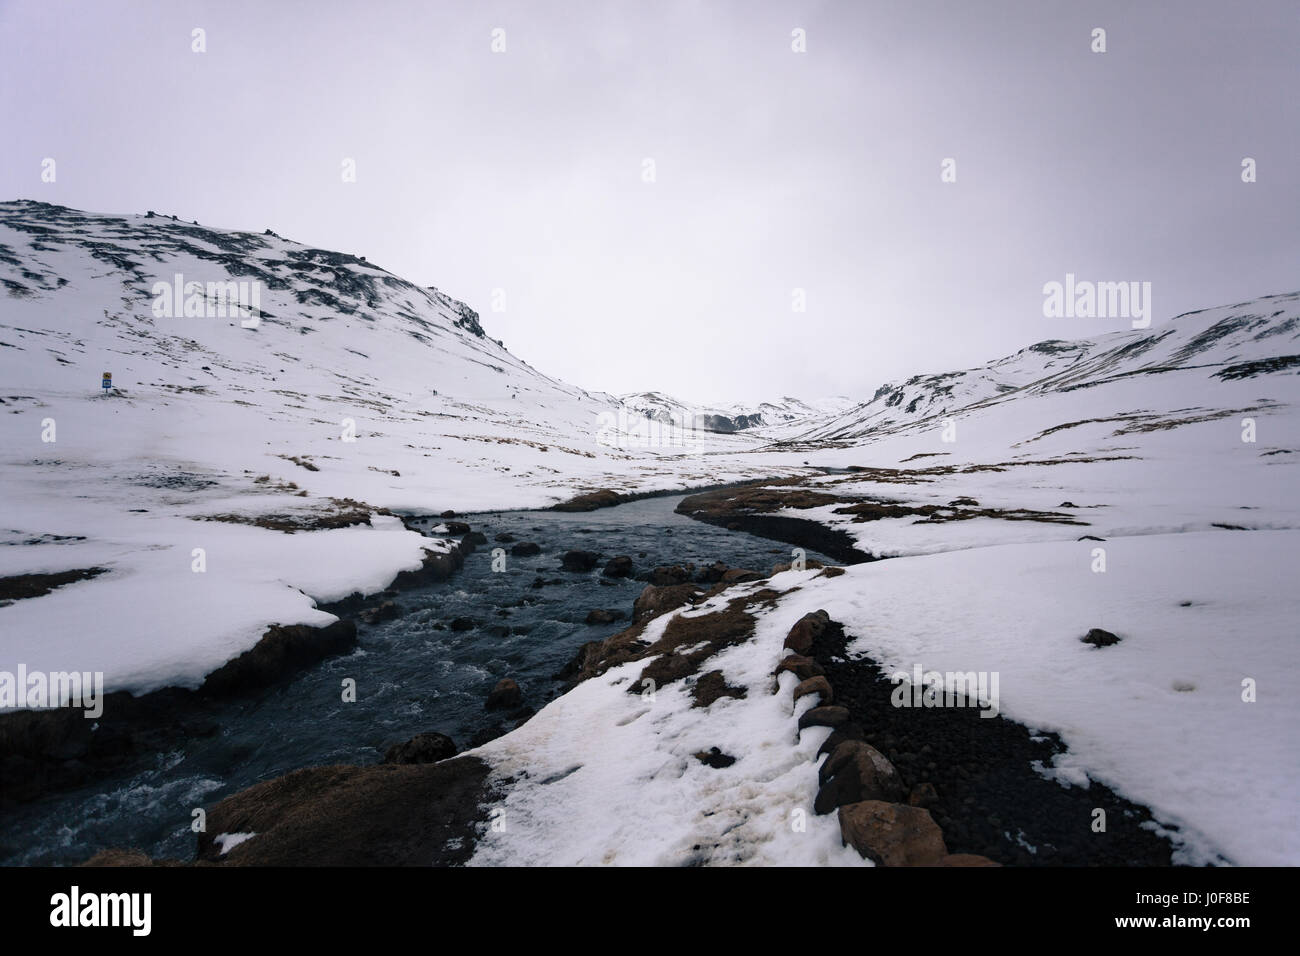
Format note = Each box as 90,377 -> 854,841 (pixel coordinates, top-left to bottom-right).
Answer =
602,556 -> 635,578
815,740 -> 907,814
632,583 -> 701,620
1081,627 -> 1121,647
485,678 -> 522,710
561,550 -> 601,572
383,732 -> 457,765
200,620 -> 357,697
783,610 -> 831,654
695,561 -> 729,584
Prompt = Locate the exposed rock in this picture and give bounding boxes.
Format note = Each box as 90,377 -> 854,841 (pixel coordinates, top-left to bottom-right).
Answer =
494,532 -> 516,543
193,757 -> 493,865
816,722 -> 866,758
793,675 -> 833,704
815,740 -> 906,814
797,704 -> 851,730
485,678 -> 522,710
838,800 -> 949,866
585,608 -> 625,625
784,610 -> 831,654
632,583 -> 701,621
382,732 -> 457,765
771,559 -> 826,575
388,540 -> 474,589
602,556 -> 634,578
720,568 -> 763,585
360,600 -> 400,625
509,541 -> 541,556
465,531 -> 488,546
469,725 -> 505,748
1081,627 -> 1121,647
645,564 -> 692,586
693,747 -> 736,769
773,653 -> 825,682
552,489 -> 623,512
908,781 -> 940,809
200,620 -> 357,697
0,566 -> 108,605
449,617 -> 478,632
561,550 -> 601,572
442,521 -> 472,535
695,561 -> 729,584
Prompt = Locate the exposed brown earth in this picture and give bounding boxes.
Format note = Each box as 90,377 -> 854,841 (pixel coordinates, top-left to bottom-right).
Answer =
198,496 -> 393,533
0,566 -> 107,606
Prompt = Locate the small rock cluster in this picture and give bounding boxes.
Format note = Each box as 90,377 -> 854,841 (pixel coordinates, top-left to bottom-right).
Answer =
778,610 -> 999,868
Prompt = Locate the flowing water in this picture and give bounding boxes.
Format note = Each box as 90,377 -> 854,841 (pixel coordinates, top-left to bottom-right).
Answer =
0,494 -> 830,865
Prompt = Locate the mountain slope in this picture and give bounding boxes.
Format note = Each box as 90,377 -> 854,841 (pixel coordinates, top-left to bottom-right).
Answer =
782,294 -> 1300,446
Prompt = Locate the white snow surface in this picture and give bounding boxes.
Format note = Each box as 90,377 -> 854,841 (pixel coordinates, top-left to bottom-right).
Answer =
469,575 -> 867,867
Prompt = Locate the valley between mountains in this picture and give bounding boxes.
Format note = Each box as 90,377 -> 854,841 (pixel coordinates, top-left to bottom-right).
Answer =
2,201 -> 1297,866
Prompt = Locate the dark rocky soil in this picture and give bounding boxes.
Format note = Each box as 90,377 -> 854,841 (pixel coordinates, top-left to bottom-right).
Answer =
805,624 -> 1185,866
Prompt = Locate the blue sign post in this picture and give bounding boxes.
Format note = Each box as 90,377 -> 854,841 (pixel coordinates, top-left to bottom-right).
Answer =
101,372 -> 111,392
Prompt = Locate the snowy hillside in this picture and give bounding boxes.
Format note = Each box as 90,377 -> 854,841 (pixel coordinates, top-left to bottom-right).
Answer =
784,296 -> 1300,446
3,199 -> 1298,868
0,201 -> 807,696
617,391 -> 853,434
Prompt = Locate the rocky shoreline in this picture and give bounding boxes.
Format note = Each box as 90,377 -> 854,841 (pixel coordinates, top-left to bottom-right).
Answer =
0,530 -> 478,808
675,482 -> 873,564
8,485 -> 1188,867
797,613 -> 1180,865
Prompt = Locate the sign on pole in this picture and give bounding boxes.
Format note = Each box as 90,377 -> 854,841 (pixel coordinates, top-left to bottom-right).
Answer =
102,372 -> 111,392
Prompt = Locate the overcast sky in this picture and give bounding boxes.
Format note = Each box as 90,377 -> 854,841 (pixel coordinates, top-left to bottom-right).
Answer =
2,0 -> 1296,404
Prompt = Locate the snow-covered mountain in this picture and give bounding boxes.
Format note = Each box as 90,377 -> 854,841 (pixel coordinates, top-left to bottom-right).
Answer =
0,201 -> 807,695
782,297 -> 1300,446
617,391 -> 852,434
4,199 -> 1299,868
